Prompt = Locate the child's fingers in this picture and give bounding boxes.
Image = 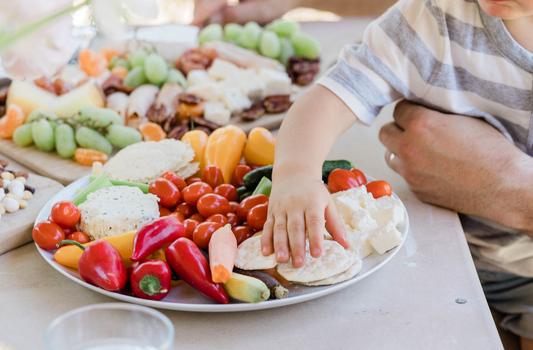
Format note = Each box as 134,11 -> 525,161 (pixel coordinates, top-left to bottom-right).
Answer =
261,215 -> 275,256
305,208 -> 325,258
287,214 -> 306,268
325,201 -> 349,249
273,214 -> 290,263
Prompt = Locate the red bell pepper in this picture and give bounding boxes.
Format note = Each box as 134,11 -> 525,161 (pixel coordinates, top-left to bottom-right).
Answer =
58,240 -> 127,292
129,259 -> 171,301
165,238 -> 229,304
130,216 -> 186,262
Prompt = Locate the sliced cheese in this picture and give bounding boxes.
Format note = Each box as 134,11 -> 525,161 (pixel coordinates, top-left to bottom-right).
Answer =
369,195 -> 405,226
368,221 -> 404,255
218,88 -> 251,114
204,101 -> 231,125
207,58 -> 240,81
187,70 -> 212,86
186,82 -> 220,101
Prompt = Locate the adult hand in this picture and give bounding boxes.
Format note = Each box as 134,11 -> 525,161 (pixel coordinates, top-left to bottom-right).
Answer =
379,100 -> 533,233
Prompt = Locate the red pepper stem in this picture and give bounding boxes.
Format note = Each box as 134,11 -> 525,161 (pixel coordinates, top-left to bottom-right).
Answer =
56,240 -> 86,250
139,274 -> 164,296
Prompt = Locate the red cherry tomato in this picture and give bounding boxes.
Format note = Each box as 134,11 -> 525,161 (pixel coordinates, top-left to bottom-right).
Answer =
67,231 -> 90,244
33,221 -> 65,250
227,213 -> 240,228
232,225 -> 254,245
328,168 -> 360,193
190,213 -> 206,223
183,219 -> 200,240
47,215 -> 53,222
168,211 -> 185,222
197,193 -> 230,217
202,165 -> 225,189
250,165 -> 263,170
350,168 -> 367,185
247,203 -> 268,231
149,178 -> 181,208
61,226 -> 77,236
161,171 -> 187,192
182,182 -> 213,206
231,165 -> 251,188
214,184 -> 238,202
193,222 -> 223,249
205,214 -> 229,226
175,202 -> 198,218
159,206 -> 172,217
241,222 -> 257,233
366,180 -> 392,198
51,201 -> 80,228
237,194 -> 269,221
186,177 -> 202,186
229,201 -> 239,214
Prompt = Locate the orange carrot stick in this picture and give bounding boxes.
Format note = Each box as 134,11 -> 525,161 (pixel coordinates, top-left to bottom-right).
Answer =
209,224 -> 237,283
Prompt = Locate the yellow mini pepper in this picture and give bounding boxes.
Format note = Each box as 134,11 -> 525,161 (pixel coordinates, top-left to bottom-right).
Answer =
204,125 -> 246,184
243,127 -> 276,166
181,129 -> 209,176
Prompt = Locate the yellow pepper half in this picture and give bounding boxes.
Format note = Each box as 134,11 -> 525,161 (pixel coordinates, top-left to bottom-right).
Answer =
204,125 -> 246,184
243,127 -> 276,166
181,129 -> 209,176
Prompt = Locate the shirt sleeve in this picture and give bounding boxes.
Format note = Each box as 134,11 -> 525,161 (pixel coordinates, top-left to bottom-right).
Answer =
317,0 -> 444,125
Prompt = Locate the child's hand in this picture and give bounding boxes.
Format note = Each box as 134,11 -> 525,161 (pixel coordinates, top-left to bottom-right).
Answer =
260,170 -> 349,268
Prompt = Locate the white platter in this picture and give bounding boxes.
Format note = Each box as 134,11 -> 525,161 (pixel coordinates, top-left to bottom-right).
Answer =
36,175 -> 410,312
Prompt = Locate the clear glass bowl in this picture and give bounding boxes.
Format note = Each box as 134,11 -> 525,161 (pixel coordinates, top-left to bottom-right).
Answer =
45,303 -> 174,350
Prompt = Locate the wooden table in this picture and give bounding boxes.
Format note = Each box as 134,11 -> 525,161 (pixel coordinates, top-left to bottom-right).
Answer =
0,18 -> 503,350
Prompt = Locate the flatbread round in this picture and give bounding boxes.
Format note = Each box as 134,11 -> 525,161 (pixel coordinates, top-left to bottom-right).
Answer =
235,235 -> 277,270
307,255 -> 362,286
277,240 -> 356,283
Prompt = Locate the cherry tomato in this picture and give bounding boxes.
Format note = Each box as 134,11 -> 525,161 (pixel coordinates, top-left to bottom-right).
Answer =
366,180 -> 392,198
182,182 -> 213,206
214,184 -> 238,202
175,202 -> 198,218
250,165 -> 263,170
61,226 -> 77,236
197,193 -> 230,217
183,219 -> 200,240
190,213 -> 206,223
328,169 -> 360,193
205,214 -> 229,226
231,165 -> 251,188
202,165 -> 225,189
149,178 -> 181,208
193,222 -> 223,249
161,171 -> 187,192
51,201 -> 80,228
186,177 -> 202,186
232,225 -> 254,245
350,168 -> 367,185
247,203 -> 268,231
159,206 -> 172,217
47,215 -> 53,222
237,194 -> 269,221
229,201 -> 239,214
168,211 -> 185,222
241,222 -> 257,233
227,213 -> 240,228
66,231 -> 90,244
33,221 -> 65,250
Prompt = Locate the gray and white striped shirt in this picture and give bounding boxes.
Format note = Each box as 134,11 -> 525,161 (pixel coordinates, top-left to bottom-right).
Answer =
318,0 -> 533,276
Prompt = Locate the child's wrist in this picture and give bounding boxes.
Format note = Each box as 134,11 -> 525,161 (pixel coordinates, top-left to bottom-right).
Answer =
273,162 -> 323,180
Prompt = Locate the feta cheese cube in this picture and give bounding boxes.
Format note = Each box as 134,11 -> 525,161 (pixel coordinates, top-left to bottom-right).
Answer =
186,82 -> 220,101
334,195 -> 361,223
332,185 -> 376,210
237,69 -> 265,101
345,228 -> 372,259
218,88 -> 252,114
208,58 -> 240,81
217,78 -> 242,91
350,209 -> 378,232
204,101 -> 231,125
368,222 -> 404,254
259,68 -> 291,97
370,195 -> 405,226
187,70 -> 211,86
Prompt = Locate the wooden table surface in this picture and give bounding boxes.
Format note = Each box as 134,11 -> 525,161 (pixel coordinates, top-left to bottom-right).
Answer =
0,18 -> 503,350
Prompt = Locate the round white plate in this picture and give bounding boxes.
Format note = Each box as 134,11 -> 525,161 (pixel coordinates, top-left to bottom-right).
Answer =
36,175 -> 409,312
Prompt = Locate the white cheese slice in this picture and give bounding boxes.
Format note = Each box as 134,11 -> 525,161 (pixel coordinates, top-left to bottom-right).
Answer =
345,227 -> 372,259
186,82 -> 220,101
368,221 -> 404,255
350,209 -> 378,232
369,195 -> 405,226
204,101 -> 231,125
237,68 -> 265,101
259,68 -> 292,98
207,58 -> 240,81
334,195 -> 361,223
332,185 -> 376,210
187,70 -> 211,87
218,87 -> 252,114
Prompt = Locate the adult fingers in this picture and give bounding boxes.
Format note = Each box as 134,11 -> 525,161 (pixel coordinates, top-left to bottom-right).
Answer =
287,213 -> 306,268
192,0 -> 227,26
378,122 -> 404,154
305,208 -> 325,258
272,214 -> 290,263
392,100 -> 423,130
325,201 -> 349,249
261,214 -> 275,256
384,149 -> 406,175
214,0 -> 288,25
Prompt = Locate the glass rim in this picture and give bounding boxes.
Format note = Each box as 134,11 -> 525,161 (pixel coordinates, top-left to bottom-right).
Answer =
44,302 -> 174,349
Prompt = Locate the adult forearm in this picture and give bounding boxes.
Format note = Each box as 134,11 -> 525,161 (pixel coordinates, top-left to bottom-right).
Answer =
292,0 -> 398,17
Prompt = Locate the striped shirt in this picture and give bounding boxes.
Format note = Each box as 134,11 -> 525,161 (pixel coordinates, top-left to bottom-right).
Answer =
317,0 -> 533,276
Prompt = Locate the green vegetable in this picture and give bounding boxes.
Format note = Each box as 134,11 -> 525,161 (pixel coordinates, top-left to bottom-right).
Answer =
322,160 -> 354,182
165,68 -> 187,89
239,191 -> 254,202
224,23 -> 243,42
89,176 -> 149,193
236,186 -> 249,197
291,31 -> 321,59
243,165 -> 273,191
198,23 -> 224,45
252,177 -> 272,197
72,174 -> 113,206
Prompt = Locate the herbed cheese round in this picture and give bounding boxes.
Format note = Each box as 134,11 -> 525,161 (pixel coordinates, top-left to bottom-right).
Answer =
78,186 -> 160,240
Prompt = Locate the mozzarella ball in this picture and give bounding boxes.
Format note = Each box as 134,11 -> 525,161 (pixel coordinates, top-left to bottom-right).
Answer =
8,180 -> 24,192
9,187 -> 23,199
2,197 -> 19,213
2,180 -> 10,190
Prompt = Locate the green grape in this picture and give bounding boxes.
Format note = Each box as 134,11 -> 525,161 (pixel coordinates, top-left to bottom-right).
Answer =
75,126 -> 113,155
25,109 -> 58,124
198,23 -> 224,45
32,119 -> 55,152
259,30 -> 281,59
265,18 -> 283,31
128,49 -> 148,68
78,106 -> 98,120
272,20 -> 300,38
13,124 -> 33,147
241,22 -> 262,50
144,53 -> 168,85
224,23 -> 243,42
80,108 -> 123,127
165,68 -> 187,89
105,125 -> 142,148
55,124 -> 77,159
279,37 -> 295,66
291,32 -> 321,58
109,56 -> 130,70
123,66 -> 148,88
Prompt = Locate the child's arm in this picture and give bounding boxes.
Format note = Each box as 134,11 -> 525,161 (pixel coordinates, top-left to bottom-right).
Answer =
260,85 -> 357,268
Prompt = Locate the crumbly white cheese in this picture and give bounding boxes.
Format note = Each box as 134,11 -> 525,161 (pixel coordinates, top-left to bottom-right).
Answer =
207,58 -> 240,81
218,88 -> 252,114
345,227 -> 372,259
204,101 -> 231,125
369,195 -> 405,226
78,186 -> 160,240
259,68 -> 292,97
368,222 -> 404,255
350,209 -> 378,232
186,82 -> 220,101
236,69 -> 265,101
332,185 -> 376,210
187,70 -> 212,86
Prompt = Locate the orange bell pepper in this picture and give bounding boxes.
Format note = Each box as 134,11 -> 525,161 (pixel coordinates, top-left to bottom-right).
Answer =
182,130 -> 209,176
204,125 -> 246,184
243,127 -> 276,166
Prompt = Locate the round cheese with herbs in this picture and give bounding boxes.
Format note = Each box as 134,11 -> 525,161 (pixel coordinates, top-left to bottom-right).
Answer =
78,186 -> 159,240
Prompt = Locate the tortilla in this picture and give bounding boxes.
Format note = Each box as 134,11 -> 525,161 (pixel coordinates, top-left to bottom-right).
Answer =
307,255 -> 362,286
235,235 -> 277,270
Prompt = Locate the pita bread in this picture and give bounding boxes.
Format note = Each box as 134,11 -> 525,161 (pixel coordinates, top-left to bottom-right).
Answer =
235,235 -> 277,270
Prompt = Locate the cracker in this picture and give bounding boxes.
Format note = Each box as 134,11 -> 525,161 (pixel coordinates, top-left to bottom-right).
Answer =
177,162 -> 199,180
307,255 -> 362,286
235,235 -> 277,270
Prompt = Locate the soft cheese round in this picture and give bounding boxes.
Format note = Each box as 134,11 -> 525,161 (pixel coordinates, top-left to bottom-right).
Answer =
78,186 -> 160,240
